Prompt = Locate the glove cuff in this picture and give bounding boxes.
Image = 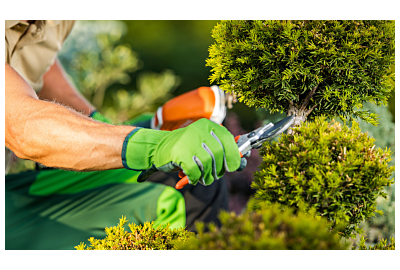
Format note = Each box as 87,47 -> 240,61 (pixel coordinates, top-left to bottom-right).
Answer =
122,127 -> 169,171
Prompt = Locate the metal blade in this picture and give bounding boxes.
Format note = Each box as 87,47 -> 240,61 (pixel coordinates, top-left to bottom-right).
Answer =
251,115 -> 295,149
237,122 -> 274,154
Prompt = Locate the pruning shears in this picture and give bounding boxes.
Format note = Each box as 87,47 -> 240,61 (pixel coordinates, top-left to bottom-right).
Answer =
175,115 -> 295,189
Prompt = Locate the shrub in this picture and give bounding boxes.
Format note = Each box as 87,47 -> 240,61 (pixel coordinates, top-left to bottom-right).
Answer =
250,116 -> 394,239
206,20 -> 395,128
176,203 -> 347,250
352,236 -> 395,250
58,20 -> 180,123
58,20 -> 141,110
75,216 -> 193,250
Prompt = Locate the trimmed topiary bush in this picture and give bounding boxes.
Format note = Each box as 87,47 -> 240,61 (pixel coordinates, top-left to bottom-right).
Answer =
176,203 -> 347,250
75,216 -> 193,250
250,116 -> 394,239
206,20 -> 395,128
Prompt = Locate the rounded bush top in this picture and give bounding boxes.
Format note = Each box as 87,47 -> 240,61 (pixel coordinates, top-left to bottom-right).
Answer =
207,20 -> 395,124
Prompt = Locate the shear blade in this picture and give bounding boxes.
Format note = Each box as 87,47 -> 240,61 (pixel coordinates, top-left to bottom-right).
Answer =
252,115 -> 295,148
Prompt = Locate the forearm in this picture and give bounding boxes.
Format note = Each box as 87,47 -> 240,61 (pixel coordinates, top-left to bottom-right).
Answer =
14,101 -> 133,171
38,59 -> 96,116
6,63 -> 134,171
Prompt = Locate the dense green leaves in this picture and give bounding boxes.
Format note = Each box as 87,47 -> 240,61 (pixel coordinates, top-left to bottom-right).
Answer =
176,203 -> 347,250
207,20 -> 395,125
251,116 -> 394,239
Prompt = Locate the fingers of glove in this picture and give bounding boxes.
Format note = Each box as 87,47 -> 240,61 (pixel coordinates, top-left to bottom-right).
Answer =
203,132 -> 228,179
177,126 -> 226,185
201,143 -> 218,180
212,127 -> 241,172
175,156 -> 203,186
191,146 -> 215,186
192,156 -> 205,186
157,159 -> 204,186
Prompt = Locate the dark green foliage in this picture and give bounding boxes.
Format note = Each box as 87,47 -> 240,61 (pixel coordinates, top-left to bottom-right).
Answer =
75,216 -> 193,250
251,116 -> 394,239
352,236 -> 395,250
176,203 -> 346,250
207,20 -> 395,125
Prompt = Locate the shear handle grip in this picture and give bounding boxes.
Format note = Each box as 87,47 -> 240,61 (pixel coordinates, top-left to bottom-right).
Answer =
175,175 -> 189,189
175,135 -> 243,189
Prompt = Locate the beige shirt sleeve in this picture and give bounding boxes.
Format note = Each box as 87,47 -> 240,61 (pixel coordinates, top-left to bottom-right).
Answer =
5,20 -> 75,92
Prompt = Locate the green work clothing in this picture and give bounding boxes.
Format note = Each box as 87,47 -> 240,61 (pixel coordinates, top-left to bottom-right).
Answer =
5,169 -> 185,250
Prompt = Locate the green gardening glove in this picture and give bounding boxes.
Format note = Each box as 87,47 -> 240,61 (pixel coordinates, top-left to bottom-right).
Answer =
122,118 -> 241,186
90,111 -> 113,124
90,111 -> 152,127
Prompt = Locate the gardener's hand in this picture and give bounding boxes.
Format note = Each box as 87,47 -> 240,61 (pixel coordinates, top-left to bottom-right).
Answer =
122,118 -> 241,186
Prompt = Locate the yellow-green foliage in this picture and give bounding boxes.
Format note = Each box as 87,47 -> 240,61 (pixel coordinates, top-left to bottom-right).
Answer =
176,203 -> 347,250
75,216 -> 193,250
251,116 -> 394,239
352,236 -> 395,250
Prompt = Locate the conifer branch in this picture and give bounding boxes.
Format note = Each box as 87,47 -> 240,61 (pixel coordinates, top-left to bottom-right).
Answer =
305,104 -> 317,117
300,84 -> 318,113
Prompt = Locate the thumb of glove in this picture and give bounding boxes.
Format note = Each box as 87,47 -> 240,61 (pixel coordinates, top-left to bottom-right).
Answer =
137,165 -> 159,182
